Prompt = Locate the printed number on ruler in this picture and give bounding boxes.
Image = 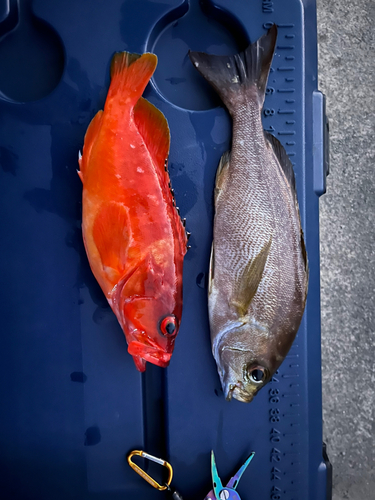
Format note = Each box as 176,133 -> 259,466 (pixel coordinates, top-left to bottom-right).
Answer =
269,369 -> 282,500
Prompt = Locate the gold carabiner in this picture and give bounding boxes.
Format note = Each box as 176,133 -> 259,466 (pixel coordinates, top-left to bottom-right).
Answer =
127,450 -> 173,491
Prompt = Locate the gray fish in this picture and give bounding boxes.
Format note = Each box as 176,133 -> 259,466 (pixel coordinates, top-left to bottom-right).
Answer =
189,25 -> 308,403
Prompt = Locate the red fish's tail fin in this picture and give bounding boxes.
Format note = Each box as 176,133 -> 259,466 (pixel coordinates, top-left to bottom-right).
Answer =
107,51 -> 157,107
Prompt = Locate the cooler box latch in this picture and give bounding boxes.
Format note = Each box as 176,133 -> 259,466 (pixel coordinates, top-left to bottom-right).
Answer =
313,90 -> 330,196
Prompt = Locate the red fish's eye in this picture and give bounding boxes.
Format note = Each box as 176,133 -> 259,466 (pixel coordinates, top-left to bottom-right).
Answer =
159,315 -> 177,336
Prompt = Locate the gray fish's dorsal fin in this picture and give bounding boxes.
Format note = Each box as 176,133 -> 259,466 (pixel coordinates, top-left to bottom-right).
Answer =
265,130 -> 308,291
264,131 -> 296,193
300,229 -> 308,272
232,236 -> 272,317
300,228 -> 309,292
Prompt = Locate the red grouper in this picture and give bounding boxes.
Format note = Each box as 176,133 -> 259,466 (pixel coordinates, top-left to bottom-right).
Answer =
78,51 -> 187,372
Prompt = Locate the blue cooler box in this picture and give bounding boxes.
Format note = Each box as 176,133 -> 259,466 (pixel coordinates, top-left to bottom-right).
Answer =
0,0 -> 331,499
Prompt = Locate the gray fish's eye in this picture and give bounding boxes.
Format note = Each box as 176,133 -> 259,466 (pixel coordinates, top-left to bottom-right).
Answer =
247,365 -> 266,384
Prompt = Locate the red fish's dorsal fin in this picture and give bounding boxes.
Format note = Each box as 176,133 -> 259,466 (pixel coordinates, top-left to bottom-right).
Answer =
79,110 -> 103,182
107,52 -> 157,108
134,97 -> 187,253
134,97 -> 170,183
92,202 -> 130,284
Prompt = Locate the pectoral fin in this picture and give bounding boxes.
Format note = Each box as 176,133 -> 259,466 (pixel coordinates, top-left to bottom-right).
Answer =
92,202 -> 130,283
79,110 -> 104,181
233,237 -> 272,317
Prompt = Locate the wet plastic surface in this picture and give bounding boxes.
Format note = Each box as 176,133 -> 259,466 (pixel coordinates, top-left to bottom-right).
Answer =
0,0 -> 329,499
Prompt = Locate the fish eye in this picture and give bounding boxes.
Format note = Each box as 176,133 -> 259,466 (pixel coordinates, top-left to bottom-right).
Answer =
159,315 -> 177,336
246,365 -> 267,384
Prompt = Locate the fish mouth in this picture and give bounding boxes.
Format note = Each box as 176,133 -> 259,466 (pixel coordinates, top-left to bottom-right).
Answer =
225,382 -> 254,403
128,341 -> 172,368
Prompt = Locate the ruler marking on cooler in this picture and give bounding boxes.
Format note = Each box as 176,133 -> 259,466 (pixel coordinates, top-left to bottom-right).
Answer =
265,19 -> 304,500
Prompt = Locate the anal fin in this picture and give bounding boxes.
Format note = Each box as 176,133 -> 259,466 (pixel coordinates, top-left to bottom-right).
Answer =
80,110 -> 104,179
214,150 -> 231,204
208,244 -> 215,295
209,151 -> 231,296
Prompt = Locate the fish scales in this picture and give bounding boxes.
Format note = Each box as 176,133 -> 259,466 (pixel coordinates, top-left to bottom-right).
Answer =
214,104 -> 303,325
190,26 -> 308,402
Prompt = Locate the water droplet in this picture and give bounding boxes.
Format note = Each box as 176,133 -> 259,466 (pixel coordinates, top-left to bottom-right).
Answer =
70,372 -> 87,383
196,272 -> 207,289
84,426 -> 101,446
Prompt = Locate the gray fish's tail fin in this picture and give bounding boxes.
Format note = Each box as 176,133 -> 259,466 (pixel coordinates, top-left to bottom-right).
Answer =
189,25 -> 277,113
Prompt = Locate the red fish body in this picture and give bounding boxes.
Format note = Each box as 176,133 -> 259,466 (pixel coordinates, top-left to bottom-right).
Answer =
78,52 -> 187,372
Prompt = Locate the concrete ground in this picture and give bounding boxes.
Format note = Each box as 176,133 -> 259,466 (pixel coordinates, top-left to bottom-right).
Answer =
317,1 -> 375,499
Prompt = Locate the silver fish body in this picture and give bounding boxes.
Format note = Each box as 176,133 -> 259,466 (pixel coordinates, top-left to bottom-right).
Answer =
190,26 -> 308,403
